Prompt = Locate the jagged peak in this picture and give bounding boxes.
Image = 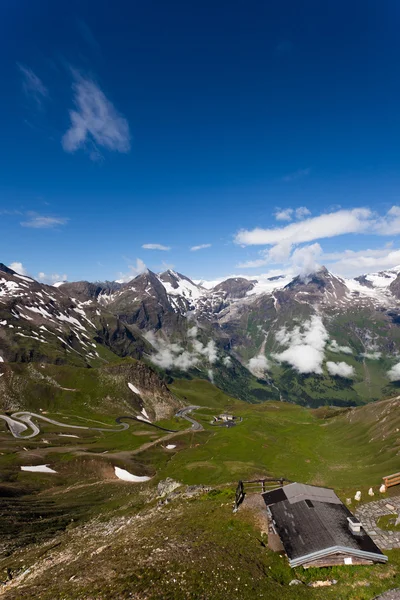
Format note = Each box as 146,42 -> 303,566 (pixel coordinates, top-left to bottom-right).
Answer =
284,266 -> 345,292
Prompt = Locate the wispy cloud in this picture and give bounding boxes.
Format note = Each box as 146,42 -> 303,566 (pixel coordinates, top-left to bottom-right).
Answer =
282,167 -> 311,182
274,206 -> 311,222
17,63 -> 48,108
62,71 -> 130,159
20,213 -> 69,229
274,208 -> 293,221
38,272 -> 67,284
190,243 -> 212,252
142,244 -> 171,251
323,244 -> 400,277
295,206 -> 311,219
116,258 -> 147,283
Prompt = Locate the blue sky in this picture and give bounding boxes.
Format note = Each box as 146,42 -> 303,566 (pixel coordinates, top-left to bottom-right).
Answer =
2,0 -> 400,283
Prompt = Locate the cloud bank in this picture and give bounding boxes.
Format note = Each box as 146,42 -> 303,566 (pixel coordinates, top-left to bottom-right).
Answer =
235,206 -> 400,276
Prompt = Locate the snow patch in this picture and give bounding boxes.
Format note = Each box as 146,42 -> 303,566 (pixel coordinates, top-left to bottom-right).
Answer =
114,466 -> 151,482
21,465 -> 57,473
128,382 -> 141,395
141,407 -> 150,420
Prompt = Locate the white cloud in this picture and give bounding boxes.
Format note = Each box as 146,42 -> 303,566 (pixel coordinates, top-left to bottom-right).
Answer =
236,208 -> 372,248
248,353 -> 270,377
238,241 -> 321,273
295,206 -> 311,219
116,259 -> 147,283
235,208 -> 374,271
326,361 -> 355,378
17,63 -> 48,108
187,326 -> 198,338
142,244 -> 171,251
62,71 -> 130,158
388,362 -> 400,381
20,214 -> 69,229
282,168 -> 311,182
328,340 -> 353,355
8,262 -> 28,276
274,206 -> 311,222
274,208 -> 293,221
325,246 -> 400,277
234,206 -> 400,276
38,272 -> 67,284
272,315 -> 329,374
223,356 -> 232,368
190,244 -> 212,251
362,351 -> 382,360
192,339 -> 218,363
145,332 -> 219,371
207,369 -> 215,383
290,243 -> 322,276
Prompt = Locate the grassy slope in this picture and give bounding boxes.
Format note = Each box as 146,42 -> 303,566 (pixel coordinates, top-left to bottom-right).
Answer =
2,491 -> 400,600
2,377 -> 400,598
168,379 -> 400,493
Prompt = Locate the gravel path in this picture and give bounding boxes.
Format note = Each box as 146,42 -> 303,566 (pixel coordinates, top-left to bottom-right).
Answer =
355,497 -> 400,549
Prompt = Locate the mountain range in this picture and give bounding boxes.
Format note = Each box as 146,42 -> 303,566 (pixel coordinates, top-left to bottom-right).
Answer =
2,261 -> 400,407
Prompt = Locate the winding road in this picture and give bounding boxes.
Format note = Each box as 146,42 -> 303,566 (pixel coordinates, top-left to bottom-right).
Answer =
0,411 -> 129,439
175,406 -> 203,431
0,406 -> 203,440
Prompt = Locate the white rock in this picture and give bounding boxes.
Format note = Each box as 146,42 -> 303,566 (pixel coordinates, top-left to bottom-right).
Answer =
354,491 -> 361,501
380,484 -> 387,493
368,487 -> 374,496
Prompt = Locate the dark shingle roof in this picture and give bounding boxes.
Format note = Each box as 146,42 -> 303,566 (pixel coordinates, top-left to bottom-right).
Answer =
262,483 -> 387,566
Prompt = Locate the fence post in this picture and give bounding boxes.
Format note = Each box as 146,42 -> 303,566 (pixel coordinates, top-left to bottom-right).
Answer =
233,480 -> 245,513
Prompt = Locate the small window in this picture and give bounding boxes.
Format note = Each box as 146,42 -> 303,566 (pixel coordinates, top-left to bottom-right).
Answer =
305,499 -> 314,508
344,557 -> 353,565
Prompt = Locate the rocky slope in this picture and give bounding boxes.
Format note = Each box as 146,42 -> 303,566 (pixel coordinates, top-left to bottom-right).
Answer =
5,261 -> 400,406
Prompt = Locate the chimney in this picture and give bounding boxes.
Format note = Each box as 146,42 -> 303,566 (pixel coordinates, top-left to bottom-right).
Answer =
347,516 -> 361,534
